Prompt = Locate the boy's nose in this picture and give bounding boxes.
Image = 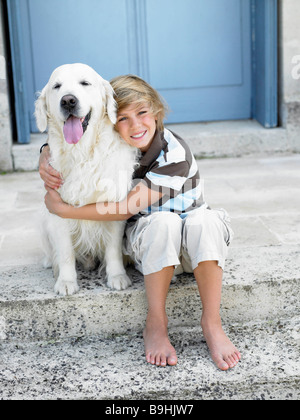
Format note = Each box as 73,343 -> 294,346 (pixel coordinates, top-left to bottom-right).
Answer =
130,116 -> 140,129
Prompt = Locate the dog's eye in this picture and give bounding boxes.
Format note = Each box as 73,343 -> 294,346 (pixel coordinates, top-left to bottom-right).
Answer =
80,81 -> 91,86
53,83 -> 61,90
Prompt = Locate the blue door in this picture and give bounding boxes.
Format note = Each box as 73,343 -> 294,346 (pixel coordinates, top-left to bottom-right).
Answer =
7,0 -> 277,142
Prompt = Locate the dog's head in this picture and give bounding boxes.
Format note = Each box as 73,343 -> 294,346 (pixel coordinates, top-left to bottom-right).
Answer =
34,63 -> 117,144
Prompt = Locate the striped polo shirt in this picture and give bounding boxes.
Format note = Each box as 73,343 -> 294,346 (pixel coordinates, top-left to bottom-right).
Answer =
133,128 -> 205,217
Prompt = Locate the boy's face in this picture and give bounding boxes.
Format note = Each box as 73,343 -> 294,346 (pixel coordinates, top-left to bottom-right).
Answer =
115,103 -> 157,152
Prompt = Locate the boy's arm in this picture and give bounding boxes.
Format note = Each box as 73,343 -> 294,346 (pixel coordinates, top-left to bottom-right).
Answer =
45,181 -> 163,221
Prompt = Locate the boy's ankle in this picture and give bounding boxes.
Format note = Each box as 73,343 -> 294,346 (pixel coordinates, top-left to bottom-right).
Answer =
146,311 -> 168,329
201,313 -> 222,330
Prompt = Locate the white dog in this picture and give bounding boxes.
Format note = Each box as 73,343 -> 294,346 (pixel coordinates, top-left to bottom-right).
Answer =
35,63 -> 137,296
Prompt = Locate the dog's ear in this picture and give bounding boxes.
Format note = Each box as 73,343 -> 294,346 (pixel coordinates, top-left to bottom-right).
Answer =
34,85 -> 48,132
103,80 -> 117,125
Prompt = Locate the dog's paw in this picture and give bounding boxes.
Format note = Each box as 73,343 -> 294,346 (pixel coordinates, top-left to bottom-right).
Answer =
107,274 -> 132,290
54,277 -> 80,296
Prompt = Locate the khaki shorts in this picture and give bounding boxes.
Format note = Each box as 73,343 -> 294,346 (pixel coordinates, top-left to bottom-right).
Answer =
123,206 -> 234,276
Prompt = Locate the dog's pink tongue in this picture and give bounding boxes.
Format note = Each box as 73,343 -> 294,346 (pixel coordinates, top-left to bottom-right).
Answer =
63,116 -> 83,144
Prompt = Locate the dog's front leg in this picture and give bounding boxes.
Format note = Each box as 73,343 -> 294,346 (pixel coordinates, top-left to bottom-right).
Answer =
104,222 -> 132,291
48,214 -> 79,296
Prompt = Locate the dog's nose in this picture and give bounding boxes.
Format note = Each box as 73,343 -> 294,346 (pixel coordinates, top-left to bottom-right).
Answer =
60,95 -> 78,111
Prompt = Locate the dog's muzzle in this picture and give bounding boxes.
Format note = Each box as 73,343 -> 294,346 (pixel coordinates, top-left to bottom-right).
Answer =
60,94 -> 92,144
62,108 -> 92,145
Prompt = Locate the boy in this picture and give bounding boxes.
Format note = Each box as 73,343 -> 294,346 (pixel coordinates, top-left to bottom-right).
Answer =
40,75 -> 241,370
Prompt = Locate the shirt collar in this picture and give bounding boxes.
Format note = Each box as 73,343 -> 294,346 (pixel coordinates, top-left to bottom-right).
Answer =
139,130 -> 167,166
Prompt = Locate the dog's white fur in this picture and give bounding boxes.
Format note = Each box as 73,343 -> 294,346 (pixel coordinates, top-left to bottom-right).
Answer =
35,63 -> 137,296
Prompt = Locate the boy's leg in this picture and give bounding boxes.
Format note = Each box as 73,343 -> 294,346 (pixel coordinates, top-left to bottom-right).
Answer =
144,266 -> 178,367
123,212 -> 182,367
182,208 -> 240,370
194,261 -> 241,370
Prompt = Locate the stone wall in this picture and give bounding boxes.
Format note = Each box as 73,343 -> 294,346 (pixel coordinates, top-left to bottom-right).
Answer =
0,1 -> 13,171
278,0 -> 300,151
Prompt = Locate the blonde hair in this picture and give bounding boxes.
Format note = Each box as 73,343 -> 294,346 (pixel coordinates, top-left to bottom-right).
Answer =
110,75 -> 168,132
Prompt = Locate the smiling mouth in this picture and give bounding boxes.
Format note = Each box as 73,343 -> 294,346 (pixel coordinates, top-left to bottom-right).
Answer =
63,110 -> 92,145
81,110 -> 92,132
131,130 -> 147,139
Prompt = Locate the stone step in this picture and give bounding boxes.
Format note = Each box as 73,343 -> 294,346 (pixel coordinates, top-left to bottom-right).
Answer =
0,245 -> 299,342
1,155 -> 299,400
0,316 -> 299,400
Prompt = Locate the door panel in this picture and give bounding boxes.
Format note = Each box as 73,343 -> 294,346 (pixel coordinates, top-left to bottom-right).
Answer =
145,0 -> 252,122
146,0 -> 243,89
27,0 -> 133,81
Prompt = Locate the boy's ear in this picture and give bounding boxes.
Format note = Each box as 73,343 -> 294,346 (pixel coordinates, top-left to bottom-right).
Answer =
103,79 -> 117,125
34,85 -> 48,132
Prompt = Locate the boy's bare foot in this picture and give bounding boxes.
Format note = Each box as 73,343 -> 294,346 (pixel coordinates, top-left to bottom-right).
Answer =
143,315 -> 178,367
201,317 -> 241,371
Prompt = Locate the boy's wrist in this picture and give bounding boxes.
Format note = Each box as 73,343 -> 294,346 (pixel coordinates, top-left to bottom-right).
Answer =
61,203 -> 77,219
40,143 -> 49,154
59,202 -> 76,219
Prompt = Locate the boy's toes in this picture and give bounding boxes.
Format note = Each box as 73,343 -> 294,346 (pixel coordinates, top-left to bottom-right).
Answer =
146,352 -> 153,364
156,353 -> 177,367
146,352 -> 177,367
167,354 -> 178,366
213,354 -> 229,370
227,355 -> 237,368
160,355 -> 167,367
219,360 -> 230,370
155,355 -> 162,366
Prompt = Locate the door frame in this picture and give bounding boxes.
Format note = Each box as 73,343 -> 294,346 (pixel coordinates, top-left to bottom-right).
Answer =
6,0 -> 278,143
6,0 -> 30,144
251,0 -> 278,128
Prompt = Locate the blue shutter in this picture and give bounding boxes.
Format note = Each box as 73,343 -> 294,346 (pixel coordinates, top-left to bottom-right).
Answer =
252,0 -> 278,128
6,0 -> 30,143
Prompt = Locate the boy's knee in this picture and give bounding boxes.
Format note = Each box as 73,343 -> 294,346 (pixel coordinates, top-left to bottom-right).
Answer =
150,212 -> 182,236
184,208 -> 232,247
143,212 -> 182,250
186,209 -> 219,231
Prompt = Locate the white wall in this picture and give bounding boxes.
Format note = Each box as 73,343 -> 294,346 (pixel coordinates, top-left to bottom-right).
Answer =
279,0 -> 300,103
0,1 -> 13,171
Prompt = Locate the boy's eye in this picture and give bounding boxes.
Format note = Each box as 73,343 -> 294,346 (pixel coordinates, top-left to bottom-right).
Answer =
118,117 -> 127,122
139,110 -> 147,115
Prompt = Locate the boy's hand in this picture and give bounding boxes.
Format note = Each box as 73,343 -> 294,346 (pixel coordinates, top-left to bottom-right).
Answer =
39,145 -> 63,189
44,185 -> 68,218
